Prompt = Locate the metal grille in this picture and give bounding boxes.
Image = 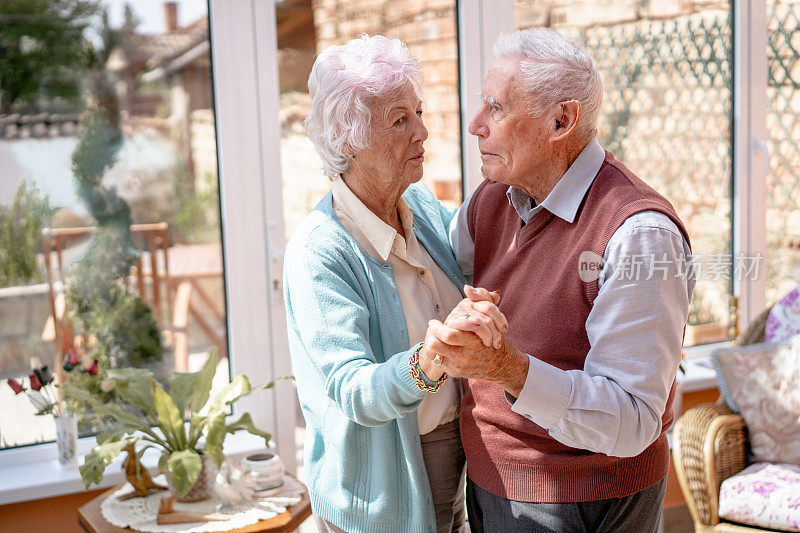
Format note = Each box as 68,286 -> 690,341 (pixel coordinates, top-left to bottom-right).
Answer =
767,1 -> 800,301
567,12 -> 733,238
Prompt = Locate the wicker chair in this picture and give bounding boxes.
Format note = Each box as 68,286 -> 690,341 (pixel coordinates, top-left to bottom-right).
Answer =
671,307 -> 777,532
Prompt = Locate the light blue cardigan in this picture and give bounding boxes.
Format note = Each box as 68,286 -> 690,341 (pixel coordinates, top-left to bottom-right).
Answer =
283,182 -> 466,533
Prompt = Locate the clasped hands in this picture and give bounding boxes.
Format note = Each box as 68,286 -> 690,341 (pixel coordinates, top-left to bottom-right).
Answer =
418,285 -> 528,396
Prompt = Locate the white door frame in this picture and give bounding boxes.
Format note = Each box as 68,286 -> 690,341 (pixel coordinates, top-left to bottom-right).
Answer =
209,0 -> 295,475
733,0 -> 768,328
458,0 -> 513,196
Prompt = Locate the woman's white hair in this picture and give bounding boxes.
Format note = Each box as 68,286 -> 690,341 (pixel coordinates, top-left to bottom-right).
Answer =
305,34 -> 422,179
494,28 -> 603,141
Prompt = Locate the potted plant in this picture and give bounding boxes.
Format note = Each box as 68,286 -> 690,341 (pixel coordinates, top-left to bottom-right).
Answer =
63,348 -> 283,501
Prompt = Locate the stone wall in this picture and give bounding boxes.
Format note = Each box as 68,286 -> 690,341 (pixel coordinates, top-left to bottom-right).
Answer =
515,0 -> 730,29
190,108 -> 217,186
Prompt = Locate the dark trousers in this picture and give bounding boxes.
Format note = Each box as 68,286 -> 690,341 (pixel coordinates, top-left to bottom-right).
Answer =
420,419 -> 467,533
466,476 -> 666,533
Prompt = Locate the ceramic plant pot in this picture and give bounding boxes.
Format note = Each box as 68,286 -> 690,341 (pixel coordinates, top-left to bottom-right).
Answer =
167,453 -> 216,502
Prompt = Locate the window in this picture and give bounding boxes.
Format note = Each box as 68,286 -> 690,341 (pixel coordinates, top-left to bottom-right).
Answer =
766,1 -> 800,304
277,0 -> 464,244
514,1 -> 736,347
0,0 -> 789,501
0,0 -> 229,450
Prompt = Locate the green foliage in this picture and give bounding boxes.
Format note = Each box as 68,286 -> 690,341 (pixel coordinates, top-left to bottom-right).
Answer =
64,225 -> 162,368
95,286 -> 162,366
190,349 -> 218,415
0,180 -> 50,287
172,169 -> 220,244
166,449 -> 202,496
65,230 -> 137,317
79,437 -> 136,490
105,368 -> 156,416
67,106 -> 163,370
71,109 -> 127,225
154,387 -> 186,450
0,0 -> 99,113
63,348 -> 286,496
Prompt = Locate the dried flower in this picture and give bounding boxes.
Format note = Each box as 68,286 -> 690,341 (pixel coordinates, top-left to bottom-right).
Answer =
86,360 -> 99,375
63,348 -> 80,372
29,373 -> 42,391
34,366 -> 54,386
7,379 -> 24,395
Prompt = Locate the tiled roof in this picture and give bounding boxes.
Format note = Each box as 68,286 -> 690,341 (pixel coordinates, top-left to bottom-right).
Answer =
118,17 -> 209,66
0,113 -> 82,139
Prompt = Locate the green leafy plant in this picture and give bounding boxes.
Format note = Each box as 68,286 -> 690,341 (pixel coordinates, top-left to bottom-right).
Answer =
66,96 -> 163,371
172,168 -> 220,244
0,180 -> 50,288
0,0 -> 98,114
63,348 -> 286,497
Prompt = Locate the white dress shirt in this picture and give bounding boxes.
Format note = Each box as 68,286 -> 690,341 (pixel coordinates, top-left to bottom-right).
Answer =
449,139 -> 696,457
332,177 -> 462,434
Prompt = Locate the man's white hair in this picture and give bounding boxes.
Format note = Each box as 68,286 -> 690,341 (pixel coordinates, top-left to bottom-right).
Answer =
305,34 -> 422,179
494,28 -> 603,141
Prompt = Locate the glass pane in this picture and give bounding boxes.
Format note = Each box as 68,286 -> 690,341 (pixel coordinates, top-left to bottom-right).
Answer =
275,0 -> 463,484
0,0 -> 228,449
514,2 -> 734,346
766,1 -> 800,304
278,0 -> 463,242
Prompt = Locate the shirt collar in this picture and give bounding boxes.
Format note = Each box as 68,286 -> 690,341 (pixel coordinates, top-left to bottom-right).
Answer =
331,176 -> 415,261
506,138 -> 605,224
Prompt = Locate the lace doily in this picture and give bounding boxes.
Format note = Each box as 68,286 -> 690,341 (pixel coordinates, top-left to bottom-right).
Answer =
100,475 -> 304,532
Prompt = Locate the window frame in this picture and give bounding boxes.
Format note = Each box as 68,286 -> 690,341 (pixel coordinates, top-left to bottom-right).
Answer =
458,0 -> 513,195
732,0 -> 768,328
459,0 -> 770,331
0,0 -> 295,503
0,0 -> 773,505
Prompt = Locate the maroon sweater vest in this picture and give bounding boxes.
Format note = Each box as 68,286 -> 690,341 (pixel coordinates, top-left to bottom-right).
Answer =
462,151 -> 690,503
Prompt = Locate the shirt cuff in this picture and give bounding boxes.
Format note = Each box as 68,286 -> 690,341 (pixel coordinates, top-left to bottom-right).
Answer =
506,355 -> 572,429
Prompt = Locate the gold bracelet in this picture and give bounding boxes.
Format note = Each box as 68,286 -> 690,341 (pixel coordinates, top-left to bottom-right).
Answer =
409,343 -> 448,393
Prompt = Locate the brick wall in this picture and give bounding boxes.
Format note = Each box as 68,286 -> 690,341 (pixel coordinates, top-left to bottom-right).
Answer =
311,0 -> 462,202
305,0 -> 735,204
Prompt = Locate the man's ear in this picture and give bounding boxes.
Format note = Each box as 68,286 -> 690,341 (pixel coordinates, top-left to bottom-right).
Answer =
551,100 -> 582,141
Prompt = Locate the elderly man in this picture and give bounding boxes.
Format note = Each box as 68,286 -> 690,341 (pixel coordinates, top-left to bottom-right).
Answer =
420,28 -> 695,532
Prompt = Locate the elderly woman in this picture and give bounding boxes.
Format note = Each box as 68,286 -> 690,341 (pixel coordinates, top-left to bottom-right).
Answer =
283,35 -> 506,533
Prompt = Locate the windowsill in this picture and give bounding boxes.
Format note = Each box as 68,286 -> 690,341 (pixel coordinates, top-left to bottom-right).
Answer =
0,431 -> 268,506
678,340 -> 730,392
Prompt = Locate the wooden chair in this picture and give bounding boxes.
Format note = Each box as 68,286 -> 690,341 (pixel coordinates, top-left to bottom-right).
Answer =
671,307 -> 778,532
40,222 -> 194,374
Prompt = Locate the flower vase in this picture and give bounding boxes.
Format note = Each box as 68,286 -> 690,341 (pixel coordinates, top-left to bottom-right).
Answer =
167,453 -> 216,502
54,414 -> 78,467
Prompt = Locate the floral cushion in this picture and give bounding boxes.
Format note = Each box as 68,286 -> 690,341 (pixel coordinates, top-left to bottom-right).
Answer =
718,462 -> 800,532
766,286 -> 800,343
712,337 -> 800,463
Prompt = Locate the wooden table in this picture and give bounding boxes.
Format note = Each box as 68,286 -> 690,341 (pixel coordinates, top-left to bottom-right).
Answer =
77,485 -> 312,533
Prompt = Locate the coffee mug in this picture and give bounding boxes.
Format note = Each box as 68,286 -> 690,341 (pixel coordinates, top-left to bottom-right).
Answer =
241,452 -> 285,490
